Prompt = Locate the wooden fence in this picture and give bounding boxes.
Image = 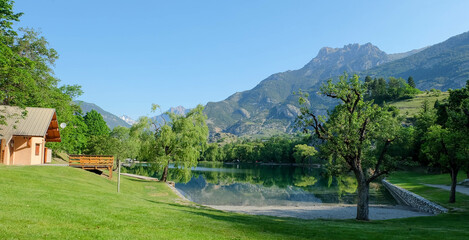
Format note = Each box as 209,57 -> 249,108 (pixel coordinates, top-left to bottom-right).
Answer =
69,155 -> 114,179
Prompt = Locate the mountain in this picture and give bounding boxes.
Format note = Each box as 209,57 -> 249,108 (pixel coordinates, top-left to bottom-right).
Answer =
205,30 -> 469,137
74,101 -> 131,129
387,47 -> 428,61
204,43 -> 396,136
120,115 -> 137,126
363,31 -> 469,90
151,106 -> 190,125
168,106 -> 190,115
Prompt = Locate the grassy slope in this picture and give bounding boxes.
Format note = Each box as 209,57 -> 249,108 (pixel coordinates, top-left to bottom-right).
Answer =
0,166 -> 468,240
390,92 -> 449,117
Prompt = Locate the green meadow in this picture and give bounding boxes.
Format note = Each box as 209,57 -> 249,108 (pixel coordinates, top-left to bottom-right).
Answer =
0,166 -> 468,240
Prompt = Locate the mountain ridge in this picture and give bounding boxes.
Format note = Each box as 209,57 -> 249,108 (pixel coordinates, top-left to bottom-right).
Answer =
204,30 -> 469,136
74,101 -> 131,129
204,42 -> 395,135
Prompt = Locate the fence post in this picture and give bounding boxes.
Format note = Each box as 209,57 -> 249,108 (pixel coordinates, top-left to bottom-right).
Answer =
117,159 -> 121,193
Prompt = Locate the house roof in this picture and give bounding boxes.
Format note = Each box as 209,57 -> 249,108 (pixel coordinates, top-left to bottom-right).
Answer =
0,105 -> 61,142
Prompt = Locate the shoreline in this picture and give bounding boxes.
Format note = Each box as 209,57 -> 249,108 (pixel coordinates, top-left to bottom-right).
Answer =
168,183 -> 432,220
204,204 -> 433,220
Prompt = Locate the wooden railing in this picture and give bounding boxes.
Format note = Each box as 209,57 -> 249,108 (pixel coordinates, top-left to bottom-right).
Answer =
69,155 -> 114,179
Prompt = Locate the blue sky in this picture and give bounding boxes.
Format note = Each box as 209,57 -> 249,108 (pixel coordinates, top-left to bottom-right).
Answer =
13,0 -> 469,119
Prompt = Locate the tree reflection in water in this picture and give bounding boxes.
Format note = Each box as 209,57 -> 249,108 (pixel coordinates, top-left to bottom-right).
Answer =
122,162 -> 395,206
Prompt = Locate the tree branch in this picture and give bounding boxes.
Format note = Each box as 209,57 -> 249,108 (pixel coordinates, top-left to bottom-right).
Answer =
367,170 -> 389,183
324,92 -> 347,103
359,118 -> 370,142
351,89 -> 361,114
308,112 -> 328,140
367,139 -> 392,183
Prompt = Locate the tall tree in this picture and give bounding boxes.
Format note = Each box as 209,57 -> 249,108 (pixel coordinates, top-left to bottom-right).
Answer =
59,115 -> 88,154
0,1 -> 83,147
86,126 -> 141,162
148,104 -> 208,182
422,81 -> 469,203
0,0 -> 22,39
296,73 -> 401,221
407,76 -> 416,89
84,110 -> 110,137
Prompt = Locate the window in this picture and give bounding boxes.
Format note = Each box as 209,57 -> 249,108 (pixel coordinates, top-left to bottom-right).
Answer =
35,143 -> 40,156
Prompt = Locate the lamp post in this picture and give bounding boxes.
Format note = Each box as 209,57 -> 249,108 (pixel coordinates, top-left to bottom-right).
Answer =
117,158 -> 121,193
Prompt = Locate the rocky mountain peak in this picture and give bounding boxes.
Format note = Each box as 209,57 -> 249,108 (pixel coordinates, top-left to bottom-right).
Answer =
168,106 -> 189,115
303,43 -> 389,75
119,115 -> 136,125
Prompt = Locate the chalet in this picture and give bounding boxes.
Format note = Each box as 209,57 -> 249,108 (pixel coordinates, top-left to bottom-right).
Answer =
0,106 -> 61,165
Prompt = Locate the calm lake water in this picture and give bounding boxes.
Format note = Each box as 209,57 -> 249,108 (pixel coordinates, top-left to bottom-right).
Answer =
123,162 -> 395,207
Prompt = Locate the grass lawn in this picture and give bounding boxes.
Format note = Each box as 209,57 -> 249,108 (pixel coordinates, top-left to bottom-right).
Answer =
387,171 -> 469,211
0,166 -> 468,239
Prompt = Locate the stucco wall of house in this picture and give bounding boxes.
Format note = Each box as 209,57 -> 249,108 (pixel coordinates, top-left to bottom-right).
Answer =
12,136 -> 31,165
9,136 -> 45,165
30,137 -> 44,165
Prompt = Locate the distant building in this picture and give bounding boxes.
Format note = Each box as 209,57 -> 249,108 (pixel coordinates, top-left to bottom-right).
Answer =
0,106 -> 61,165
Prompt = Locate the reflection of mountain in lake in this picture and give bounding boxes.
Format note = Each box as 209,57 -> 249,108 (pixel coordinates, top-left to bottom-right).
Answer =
176,175 -> 322,206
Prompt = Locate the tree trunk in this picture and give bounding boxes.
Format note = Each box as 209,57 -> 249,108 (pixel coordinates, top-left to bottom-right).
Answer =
160,160 -> 170,182
355,172 -> 370,221
449,167 -> 459,203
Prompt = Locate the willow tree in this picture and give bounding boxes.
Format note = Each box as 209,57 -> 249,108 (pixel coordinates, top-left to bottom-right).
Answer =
150,104 -> 208,182
296,73 -> 401,221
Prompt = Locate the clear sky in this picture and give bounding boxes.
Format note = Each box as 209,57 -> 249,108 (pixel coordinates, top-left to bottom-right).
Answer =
13,0 -> 469,119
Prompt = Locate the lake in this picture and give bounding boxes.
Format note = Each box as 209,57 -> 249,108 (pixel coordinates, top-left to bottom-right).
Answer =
123,162 -> 396,207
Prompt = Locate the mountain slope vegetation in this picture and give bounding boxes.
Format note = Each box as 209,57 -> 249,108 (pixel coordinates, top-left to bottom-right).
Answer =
364,31 -> 469,90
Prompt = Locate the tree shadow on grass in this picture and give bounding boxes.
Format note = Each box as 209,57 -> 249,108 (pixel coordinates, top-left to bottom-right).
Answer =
125,178 -> 153,183
143,199 -> 338,239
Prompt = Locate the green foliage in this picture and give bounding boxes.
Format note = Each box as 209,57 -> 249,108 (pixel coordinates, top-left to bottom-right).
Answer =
293,144 -> 317,164
413,101 -> 438,166
407,76 -> 416,88
364,31 -> 469,91
389,92 -> 449,118
420,81 -> 469,202
54,115 -> 88,154
75,101 -> 130,129
201,143 -> 223,162
86,126 -> 142,162
0,0 -> 22,38
365,76 -> 420,104
0,2 -> 83,152
83,110 -> 110,137
218,135 -> 310,163
297,73 -> 403,220
147,105 -> 209,182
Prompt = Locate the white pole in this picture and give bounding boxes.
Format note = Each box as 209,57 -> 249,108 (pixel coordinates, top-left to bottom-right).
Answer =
117,159 -> 121,193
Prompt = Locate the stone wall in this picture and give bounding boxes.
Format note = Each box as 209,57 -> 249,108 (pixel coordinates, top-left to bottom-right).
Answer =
382,179 -> 448,214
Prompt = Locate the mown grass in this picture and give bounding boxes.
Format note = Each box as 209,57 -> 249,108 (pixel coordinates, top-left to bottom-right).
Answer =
387,171 -> 469,211
0,166 -> 468,239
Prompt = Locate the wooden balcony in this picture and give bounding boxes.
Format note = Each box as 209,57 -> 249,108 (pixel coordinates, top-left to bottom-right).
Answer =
69,155 -> 114,179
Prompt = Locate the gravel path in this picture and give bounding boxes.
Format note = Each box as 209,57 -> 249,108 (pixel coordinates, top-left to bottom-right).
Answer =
424,184 -> 469,196
120,173 -> 159,181
206,204 -> 432,220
